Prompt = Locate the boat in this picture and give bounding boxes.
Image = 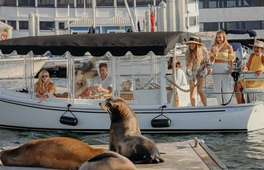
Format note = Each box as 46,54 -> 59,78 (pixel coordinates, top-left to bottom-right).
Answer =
0,51 -> 48,79
0,32 -> 264,134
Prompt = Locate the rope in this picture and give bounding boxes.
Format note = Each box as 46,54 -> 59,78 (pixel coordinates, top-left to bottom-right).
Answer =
166,76 -> 203,92
204,79 -> 214,85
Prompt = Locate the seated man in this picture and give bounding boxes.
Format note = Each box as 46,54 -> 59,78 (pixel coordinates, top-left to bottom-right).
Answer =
89,63 -> 112,94
166,57 -> 187,106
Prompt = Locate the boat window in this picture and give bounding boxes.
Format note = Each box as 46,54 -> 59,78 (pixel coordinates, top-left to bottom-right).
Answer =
114,54 -> 163,105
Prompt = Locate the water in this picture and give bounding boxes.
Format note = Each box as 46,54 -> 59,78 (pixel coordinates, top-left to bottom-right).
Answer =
1,79 -> 264,170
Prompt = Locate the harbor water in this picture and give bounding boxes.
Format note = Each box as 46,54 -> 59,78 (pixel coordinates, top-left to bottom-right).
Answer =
1,78 -> 264,170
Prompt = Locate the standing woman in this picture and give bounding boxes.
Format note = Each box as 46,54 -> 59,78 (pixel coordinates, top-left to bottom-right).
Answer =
210,30 -> 235,105
185,36 -> 212,106
34,69 -> 56,103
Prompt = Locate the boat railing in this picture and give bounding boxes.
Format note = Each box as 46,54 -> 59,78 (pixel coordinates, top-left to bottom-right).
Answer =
204,71 -> 264,104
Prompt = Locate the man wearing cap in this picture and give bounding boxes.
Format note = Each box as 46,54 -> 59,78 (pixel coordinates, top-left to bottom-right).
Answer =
236,40 -> 264,104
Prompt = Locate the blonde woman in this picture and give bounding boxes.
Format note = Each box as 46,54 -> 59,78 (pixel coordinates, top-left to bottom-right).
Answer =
185,36 -> 211,106
210,30 -> 235,105
236,40 -> 264,104
34,69 -> 55,103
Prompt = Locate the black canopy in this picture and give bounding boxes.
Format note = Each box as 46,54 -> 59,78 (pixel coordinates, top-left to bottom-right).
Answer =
0,32 -> 197,56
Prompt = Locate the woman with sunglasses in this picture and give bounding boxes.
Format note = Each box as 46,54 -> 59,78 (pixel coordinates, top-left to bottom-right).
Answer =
34,69 -> 56,103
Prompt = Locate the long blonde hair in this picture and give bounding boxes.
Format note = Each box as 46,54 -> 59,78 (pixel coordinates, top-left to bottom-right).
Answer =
187,44 -> 203,70
213,30 -> 229,47
34,69 -> 52,93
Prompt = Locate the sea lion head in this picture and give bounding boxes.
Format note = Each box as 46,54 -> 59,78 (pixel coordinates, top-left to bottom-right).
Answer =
99,97 -> 136,122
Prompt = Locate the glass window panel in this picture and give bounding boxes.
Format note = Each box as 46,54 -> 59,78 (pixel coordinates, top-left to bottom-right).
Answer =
59,22 -> 65,29
210,22 -> 218,31
117,0 -> 133,7
38,0 -> 55,7
245,21 -> 261,30
136,0 -> 154,7
76,0 -> 92,8
227,22 -> 242,29
7,20 -> 16,29
97,0 -> 114,7
18,0 -> 35,7
189,16 -> 197,26
19,21 -> 28,29
3,0 -> 16,6
40,21 -> 55,30
57,0 -> 74,8
199,0 -> 207,8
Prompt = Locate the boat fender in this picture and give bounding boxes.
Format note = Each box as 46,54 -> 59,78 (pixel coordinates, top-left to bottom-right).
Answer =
60,104 -> 78,126
151,105 -> 171,128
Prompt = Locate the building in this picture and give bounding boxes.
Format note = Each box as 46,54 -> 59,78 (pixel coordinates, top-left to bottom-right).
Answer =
0,0 -> 199,38
199,0 -> 264,39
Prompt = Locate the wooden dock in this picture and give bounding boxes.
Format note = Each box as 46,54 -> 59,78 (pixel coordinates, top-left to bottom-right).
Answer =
0,139 -> 227,170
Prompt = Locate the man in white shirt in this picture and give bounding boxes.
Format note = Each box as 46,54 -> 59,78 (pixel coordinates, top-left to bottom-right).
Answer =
166,57 -> 187,106
90,63 -> 112,94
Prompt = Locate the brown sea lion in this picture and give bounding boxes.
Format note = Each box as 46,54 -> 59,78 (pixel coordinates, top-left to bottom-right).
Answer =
76,151 -> 137,170
99,97 -> 164,164
0,137 -> 106,169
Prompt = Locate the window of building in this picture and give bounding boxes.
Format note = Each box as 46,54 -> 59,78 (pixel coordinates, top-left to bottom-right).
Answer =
97,0 -> 114,7
38,0 -> 55,7
40,21 -> 55,30
227,21 -> 242,29
59,22 -> 65,30
117,0 -> 134,7
57,0 -> 74,8
2,0 -> 16,6
76,0 -> 92,8
7,20 -> 16,29
18,0 -> 35,7
136,0 -> 155,7
245,21 -> 261,30
189,16 -> 197,26
19,21 -> 28,29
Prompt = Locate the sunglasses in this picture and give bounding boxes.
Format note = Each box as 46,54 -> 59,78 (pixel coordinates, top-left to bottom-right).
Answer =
42,75 -> 49,78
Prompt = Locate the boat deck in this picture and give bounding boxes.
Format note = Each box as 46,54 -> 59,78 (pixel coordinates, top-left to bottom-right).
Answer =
0,139 -> 226,170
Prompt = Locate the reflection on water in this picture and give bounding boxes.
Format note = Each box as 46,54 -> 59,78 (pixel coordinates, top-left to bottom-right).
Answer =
1,79 -> 264,170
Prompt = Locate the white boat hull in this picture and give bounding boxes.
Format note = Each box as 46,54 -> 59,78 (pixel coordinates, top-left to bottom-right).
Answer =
0,89 -> 263,133
0,57 -> 47,79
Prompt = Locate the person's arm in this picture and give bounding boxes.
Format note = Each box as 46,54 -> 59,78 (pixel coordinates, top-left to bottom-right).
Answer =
227,45 -> 235,73
246,53 -> 254,72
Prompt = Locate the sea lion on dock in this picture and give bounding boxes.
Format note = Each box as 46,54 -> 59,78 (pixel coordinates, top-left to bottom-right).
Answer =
99,97 -> 164,164
76,151 -> 137,170
0,137 -> 106,169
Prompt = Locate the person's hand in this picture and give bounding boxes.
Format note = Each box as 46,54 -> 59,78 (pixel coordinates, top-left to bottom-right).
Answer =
227,67 -> 233,74
255,71 -> 263,78
243,65 -> 248,72
207,70 -> 212,75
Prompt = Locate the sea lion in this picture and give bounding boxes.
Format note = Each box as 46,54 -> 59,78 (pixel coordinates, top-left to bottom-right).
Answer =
0,137 -> 106,169
76,151 -> 137,170
99,97 -> 164,164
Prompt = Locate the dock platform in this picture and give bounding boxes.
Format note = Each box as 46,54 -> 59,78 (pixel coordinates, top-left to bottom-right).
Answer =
0,139 -> 227,170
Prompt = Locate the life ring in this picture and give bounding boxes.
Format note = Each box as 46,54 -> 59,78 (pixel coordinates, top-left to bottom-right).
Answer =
1,33 -> 8,40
